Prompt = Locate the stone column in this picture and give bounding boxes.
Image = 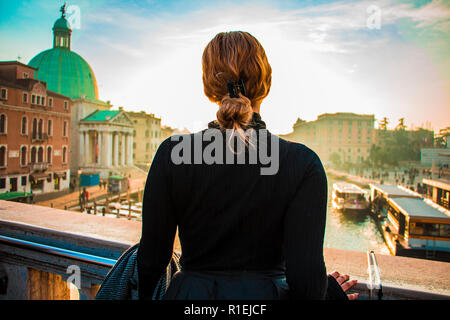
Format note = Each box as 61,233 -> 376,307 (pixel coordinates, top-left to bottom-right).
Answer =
97,131 -> 102,165
84,131 -> 90,165
121,133 -> 126,166
79,131 -> 85,166
103,132 -> 112,167
127,134 -> 133,166
113,133 -> 119,167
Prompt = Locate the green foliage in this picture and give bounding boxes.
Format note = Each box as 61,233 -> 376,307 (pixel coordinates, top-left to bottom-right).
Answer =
329,152 -> 341,166
369,117 -> 434,168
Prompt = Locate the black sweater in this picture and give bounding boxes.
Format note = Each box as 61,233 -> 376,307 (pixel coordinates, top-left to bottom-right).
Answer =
137,113 -> 328,300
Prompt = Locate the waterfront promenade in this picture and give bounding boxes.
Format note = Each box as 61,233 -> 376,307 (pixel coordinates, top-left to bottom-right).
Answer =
34,169 -> 147,210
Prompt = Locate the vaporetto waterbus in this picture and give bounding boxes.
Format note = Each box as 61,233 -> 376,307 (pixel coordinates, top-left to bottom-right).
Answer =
382,196 -> 450,261
369,184 -> 422,219
332,182 -> 369,212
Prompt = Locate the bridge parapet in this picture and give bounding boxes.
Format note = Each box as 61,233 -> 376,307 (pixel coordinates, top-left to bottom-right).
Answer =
0,200 -> 448,300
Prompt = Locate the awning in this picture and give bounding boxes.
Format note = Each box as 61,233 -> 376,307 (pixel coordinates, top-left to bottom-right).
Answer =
29,173 -> 48,180
53,171 -> 67,178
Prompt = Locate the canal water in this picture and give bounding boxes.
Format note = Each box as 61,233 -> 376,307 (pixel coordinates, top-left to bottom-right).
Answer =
324,177 -> 390,255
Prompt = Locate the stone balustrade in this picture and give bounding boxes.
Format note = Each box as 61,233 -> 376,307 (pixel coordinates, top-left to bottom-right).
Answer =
0,200 -> 449,300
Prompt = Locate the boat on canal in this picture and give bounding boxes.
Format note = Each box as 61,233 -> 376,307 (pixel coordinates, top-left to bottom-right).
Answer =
381,196 -> 450,261
369,183 -> 450,261
331,182 -> 369,212
369,184 -> 421,219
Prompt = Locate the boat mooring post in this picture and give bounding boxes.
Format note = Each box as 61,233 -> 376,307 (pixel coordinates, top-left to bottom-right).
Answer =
367,250 -> 383,300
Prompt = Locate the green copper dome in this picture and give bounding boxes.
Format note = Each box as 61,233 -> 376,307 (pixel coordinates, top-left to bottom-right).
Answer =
29,48 -> 99,100
28,7 -> 99,101
53,17 -> 72,31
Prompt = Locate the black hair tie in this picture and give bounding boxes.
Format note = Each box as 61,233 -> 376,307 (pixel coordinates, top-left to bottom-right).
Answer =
227,79 -> 246,98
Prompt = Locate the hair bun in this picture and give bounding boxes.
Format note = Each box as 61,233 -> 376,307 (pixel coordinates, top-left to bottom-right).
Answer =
217,94 -> 253,130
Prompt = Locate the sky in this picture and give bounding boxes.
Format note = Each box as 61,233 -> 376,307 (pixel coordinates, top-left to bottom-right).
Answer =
0,0 -> 449,134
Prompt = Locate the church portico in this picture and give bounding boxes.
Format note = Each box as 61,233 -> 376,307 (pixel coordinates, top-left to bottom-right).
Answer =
79,111 -> 134,178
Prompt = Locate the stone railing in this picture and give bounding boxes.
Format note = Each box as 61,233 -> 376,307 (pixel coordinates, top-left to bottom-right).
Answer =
29,162 -> 49,172
0,200 -> 449,300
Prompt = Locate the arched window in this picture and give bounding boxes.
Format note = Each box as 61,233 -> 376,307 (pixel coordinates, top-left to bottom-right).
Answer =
21,146 -> 27,166
21,117 -> 27,135
0,146 -> 6,167
38,119 -> 43,139
32,118 -> 37,139
47,146 -> 52,164
30,147 -> 36,164
47,119 -> 52,136
62,146 -> 67,163
38,147 -> 44,163
0,114 -> 6,134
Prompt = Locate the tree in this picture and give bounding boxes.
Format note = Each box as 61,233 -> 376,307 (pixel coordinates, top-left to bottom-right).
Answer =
329,152 -> 341,167
378,117 -> 389,131
395,118 -> 406,131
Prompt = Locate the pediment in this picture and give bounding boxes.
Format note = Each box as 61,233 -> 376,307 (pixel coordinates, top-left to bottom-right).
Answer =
31,82 -> 47,95
111,111 -> 134,126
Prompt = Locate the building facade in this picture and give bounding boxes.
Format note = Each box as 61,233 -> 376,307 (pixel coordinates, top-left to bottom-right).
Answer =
126,110 -> 162,169
161,125 -> 175,141
280,112 -> 375,165
0,61 -> 71,194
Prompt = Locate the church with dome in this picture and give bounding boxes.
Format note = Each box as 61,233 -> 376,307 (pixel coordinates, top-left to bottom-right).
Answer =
28,5 -> 135,179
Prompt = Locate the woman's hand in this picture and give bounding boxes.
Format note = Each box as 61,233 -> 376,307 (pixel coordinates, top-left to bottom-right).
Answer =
329,271 -> 359,300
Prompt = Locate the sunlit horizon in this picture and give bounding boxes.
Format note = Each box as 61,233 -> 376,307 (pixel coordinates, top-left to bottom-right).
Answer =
0,0 -> 449,134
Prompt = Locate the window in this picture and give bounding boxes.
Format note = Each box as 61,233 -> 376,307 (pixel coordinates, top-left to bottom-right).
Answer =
23,93 -> 28,103
0,146 -> 6,168
41,97 -> 45,106
63,121 -> 68,137
0,178 -> 5,189
36,96 -> 40,105
48,98 -> 53,107
23,72 -> 29,79
410,222 -> 443,237
31,95 -> 36,104
32,118 -> 37,139
30,147 -> 36,164
21,176 -> 27,186
38,118 -> 43,139
37,147 -> 44,163
0,114 -> 6,134
0,146 -> 6,167
47,146 -> 52,164
47,119 -> 52,136
21,117 -> 27,135
440,224 -> 450,238
62,146 -> 67,163
20,146 -> 27,166
0,88 -> 7,100
64,101 -> 68,110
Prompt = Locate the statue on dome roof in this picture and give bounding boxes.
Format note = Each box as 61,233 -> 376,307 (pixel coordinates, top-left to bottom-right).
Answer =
60,2 -> 67,18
